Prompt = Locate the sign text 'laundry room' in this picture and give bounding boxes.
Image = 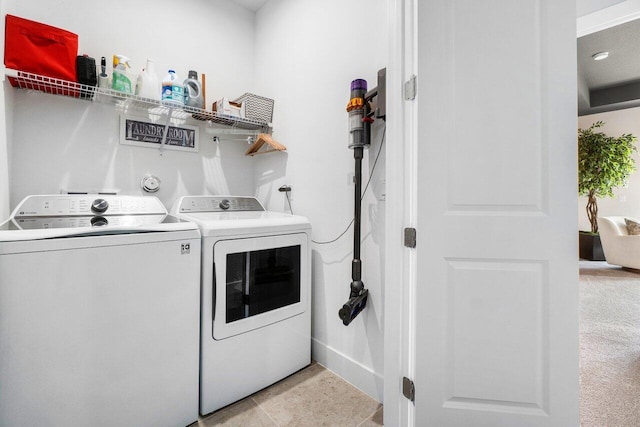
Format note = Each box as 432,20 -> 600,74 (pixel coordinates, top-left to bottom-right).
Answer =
120,116 -> 199,152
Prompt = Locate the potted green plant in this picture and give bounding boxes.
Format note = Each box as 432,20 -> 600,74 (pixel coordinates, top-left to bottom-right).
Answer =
578,121 -> 637,260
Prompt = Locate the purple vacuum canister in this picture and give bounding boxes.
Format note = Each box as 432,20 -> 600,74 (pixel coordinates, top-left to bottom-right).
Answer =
350,79 -> 367,99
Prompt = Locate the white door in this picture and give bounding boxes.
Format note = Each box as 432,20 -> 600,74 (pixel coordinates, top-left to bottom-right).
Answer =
412,1 -> 579,426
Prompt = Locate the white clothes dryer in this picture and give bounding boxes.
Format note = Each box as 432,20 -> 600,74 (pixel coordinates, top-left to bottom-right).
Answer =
0,195 -> 201,427
172,196 -> 311,415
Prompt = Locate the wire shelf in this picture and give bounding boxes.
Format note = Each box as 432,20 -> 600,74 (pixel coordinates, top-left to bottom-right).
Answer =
5,69 -> 271,132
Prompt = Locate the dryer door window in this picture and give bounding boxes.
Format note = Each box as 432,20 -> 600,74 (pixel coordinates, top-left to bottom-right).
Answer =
213,233 -> 309,340
225,245 -> 301,323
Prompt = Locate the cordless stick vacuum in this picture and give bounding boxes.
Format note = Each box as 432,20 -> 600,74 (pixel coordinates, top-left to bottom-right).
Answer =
338,78 -> 373,326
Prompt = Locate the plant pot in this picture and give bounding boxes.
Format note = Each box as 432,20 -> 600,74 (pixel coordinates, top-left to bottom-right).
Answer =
579,231 -> 606,261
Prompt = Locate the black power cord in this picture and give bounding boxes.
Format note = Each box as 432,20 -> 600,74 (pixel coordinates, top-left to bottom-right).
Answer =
285,191 -> 293,215
281,126 -> 385,245
278,185 -> 294,214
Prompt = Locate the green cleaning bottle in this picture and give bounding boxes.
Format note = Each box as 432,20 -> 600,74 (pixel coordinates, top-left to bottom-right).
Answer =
112,55 -> 133,93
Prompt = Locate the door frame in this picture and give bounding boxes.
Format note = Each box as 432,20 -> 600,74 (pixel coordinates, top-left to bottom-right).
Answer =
383,0 -> 418,425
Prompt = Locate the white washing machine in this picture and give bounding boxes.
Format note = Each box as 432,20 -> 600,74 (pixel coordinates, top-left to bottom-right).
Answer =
172,196 -> 311,415
0,195 -> 201,427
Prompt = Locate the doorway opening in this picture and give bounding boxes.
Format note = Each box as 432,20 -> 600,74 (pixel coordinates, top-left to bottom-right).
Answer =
577,7 -> 640,425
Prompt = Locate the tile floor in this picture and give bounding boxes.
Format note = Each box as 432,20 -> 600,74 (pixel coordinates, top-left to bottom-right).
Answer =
192,362 -> 383,427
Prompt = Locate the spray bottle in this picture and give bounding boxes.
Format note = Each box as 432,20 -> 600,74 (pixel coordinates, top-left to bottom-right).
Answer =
111,55 -> 133,93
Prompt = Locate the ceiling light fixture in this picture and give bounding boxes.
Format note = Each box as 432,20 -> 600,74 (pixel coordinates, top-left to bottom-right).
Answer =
592,51 -> 609,61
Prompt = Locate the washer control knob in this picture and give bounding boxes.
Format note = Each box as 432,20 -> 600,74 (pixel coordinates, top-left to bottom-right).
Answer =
91,198 -> 109,214
219,199 -> 231,210
90,216 -> 108,227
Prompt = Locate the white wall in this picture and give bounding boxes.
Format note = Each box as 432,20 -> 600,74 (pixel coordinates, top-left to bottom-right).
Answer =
253,0 -> 387,401
0,0 -> 10,220
577,0 -> 640,36
578,107 -> 640,231
4,0 -> 257,209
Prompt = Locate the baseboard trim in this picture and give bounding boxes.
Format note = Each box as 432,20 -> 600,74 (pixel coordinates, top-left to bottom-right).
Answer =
311,338 -> 383,402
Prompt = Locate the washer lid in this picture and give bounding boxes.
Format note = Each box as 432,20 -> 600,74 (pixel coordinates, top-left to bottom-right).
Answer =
0,195 -> 198,242
0,216 -> 198,242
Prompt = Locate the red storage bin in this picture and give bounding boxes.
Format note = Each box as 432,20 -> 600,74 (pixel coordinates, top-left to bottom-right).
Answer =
4,14 -> 78,88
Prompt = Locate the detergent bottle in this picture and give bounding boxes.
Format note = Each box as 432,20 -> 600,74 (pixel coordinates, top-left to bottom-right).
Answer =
183,70 -> 204,109
136,59 -> 161,101
162,69 -> 184,106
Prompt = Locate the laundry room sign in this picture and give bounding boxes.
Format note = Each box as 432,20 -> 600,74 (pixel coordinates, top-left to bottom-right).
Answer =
120,115 -> 199,152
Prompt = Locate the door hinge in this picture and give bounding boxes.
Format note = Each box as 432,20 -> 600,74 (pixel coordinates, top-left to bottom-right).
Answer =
402,376 -> 415,402
404,74 -> 417,100
404,227 -> 416,248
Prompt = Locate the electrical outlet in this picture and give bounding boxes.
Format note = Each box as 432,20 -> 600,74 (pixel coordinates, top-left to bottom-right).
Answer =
278,184 -> 293,202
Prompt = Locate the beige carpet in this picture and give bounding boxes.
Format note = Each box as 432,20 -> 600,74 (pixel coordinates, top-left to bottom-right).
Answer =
580,261 -> 640,426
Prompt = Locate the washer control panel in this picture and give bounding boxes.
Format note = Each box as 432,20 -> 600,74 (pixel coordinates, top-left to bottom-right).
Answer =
14,195 -> 167,217
13,214 -> 169,229
178,196 -> 265,213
